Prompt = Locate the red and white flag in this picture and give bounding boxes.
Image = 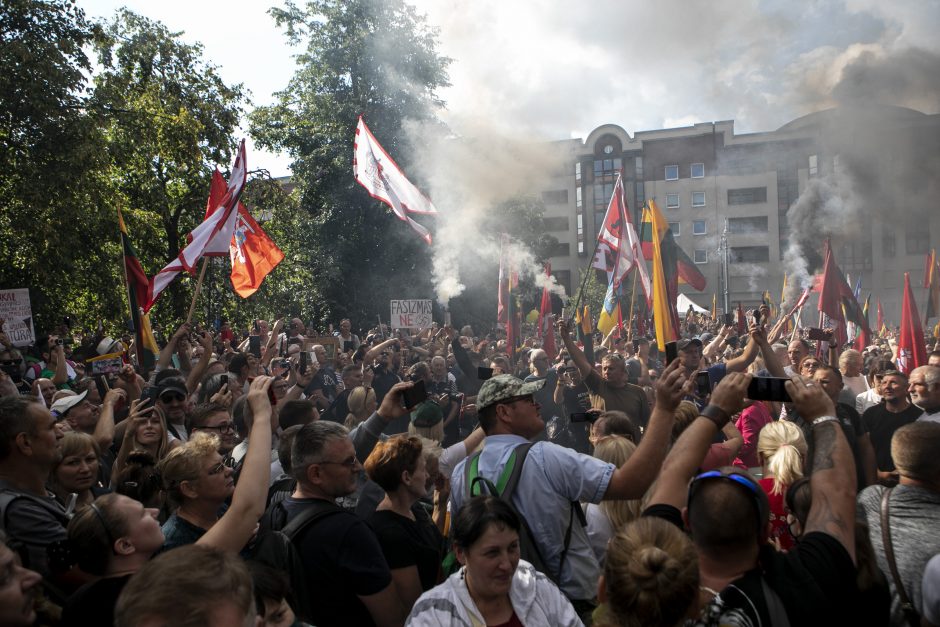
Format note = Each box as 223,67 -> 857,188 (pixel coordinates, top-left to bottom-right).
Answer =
596,173 -> 650,300
353,116 -> 437,244
898,272 -> 927,374
144,140 -> 247,312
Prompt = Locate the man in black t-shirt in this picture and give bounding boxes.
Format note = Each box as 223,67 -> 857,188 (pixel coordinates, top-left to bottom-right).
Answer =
861,371 -> 922,481
281,413 -> 410,627
303,344 -> 339,414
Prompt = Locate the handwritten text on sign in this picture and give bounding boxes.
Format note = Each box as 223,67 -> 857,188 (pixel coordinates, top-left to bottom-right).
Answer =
0,288 -> 35,347
390,300 -> 432,329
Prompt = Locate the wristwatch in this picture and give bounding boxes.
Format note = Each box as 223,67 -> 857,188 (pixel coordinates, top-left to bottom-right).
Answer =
811,415 -> 838,427
699,404 -> 730,429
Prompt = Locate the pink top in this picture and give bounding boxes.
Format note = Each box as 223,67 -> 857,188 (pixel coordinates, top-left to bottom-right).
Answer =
733,401 -> 773,469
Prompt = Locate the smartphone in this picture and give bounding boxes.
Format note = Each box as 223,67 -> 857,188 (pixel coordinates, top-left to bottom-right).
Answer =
752,308 -> 762,326
477,366 -> 494,380
665,341 -> 678,366
220,373 -> 229,387
746,377 -> 792,402
299,351 -> 308,375
723,313 -> 734,326
695,370 -> 712,397
402,379 -> 428,408
806,328 -> 829,341
249,335 -> 262,358
94,375 -> 109,400
570,410 -> 600,423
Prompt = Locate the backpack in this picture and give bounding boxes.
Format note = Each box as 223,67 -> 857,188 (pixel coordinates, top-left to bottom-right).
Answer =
250,499 -> 344,624
445,442 -> 584,586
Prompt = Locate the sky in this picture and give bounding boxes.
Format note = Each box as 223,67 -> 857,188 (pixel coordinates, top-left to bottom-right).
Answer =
77,0 -> 940,178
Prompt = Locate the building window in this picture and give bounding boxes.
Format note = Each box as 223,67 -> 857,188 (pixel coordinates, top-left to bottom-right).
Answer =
541,190 -> 569,205
692,191 -> 706,207
542,217 -> 569,231
594,182 -> 615,210
694,249 -> 707,264
693,220 -> 707,235
667,193 -> 680,208
669,221 -> 681,235
594,158 -> 622,177
553,270 -> 572,295
665,165 -> 679,181
546,242 -> 570,257
635,156 -> 644,178
575,162 -> 582,183
691,163 -> 705,178
730,246 -> 770,263
727,217 -> 768,234
883,229 -> 896,258
635,181 -> 645,207
727,187 -> 768,205
809,154 -> 818,177
905,222 -> 930,255
576,186 -> 582,208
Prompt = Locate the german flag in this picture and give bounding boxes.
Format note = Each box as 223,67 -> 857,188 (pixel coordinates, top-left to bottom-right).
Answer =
118,208 -> 159,372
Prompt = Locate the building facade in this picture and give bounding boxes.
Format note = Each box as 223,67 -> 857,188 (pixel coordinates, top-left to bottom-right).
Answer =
539,105 -> 940,324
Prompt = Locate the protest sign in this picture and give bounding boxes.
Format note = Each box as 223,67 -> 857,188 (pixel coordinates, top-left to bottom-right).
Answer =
0,289 -> 35,347
390,299 -> 432,329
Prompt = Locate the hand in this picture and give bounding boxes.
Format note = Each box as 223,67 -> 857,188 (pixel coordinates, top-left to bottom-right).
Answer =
247,376 -> 274,417
784,375 -> 835,422
119,364 -> 136,383
210,384 -> 233,408
654,358 -> 692,412
748,321 -> 768,345
124,400 -> 156,438
171,323 -> 191,344
708,371 -> 751,416
443,325 -> 456,341
556,318 -> 571,337
361,365 -> 374,388
103,387 -> 125,408
199,330 -> 213,352
377,381 -> 416,421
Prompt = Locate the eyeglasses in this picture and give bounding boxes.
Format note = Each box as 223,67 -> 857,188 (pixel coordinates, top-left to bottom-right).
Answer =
208,457 -> 237,475
159,393 -> 186,403
687,469 -> 768,535
199,422 -> 236,434
316,456 -> 360,469
499,395 -> 535,407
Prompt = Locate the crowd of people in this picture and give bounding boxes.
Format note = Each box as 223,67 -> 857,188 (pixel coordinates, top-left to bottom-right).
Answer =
1,305 -> 940,626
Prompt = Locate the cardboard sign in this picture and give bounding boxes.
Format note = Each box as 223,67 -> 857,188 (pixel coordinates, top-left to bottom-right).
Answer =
0,289 -> 35,347
390,300 -> 432,329
306,336 -> 340,360
88,352 -> 124,375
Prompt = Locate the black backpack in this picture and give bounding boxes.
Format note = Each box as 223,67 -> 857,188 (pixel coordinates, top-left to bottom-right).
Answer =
460,442 -> 584,586
250,499 -> 344,623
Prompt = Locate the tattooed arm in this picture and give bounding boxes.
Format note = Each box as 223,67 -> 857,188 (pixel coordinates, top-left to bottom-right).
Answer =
786,376 -> 857,563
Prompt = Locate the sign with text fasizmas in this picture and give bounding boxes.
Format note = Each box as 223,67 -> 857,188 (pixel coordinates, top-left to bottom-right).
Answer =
390,300 -> 433,330
0,288 -> 35,347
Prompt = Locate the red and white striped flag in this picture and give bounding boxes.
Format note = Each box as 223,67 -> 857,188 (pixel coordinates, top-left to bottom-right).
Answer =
144,140 -> 247,312
353,116 -> 437,244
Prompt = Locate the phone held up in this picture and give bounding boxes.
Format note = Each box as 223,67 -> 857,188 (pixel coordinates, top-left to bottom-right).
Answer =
402,379 -> 428,408
695,370 -> 712,398
746,377 -> 792,403
665,341 -> 678,366
806,327 -> 829,341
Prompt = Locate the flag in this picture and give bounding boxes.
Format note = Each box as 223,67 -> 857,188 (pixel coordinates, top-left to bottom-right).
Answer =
597,277 -> 622,337
537,263 -> 556,359
575,305 -> 592,344
925,249 -> 940,321
353,116 -> 437,244
817,242 -> 870,347
596,173 -> 651,298
145,140 -> 248,312
737,302 -> 747,335
711,293 -> 717,321
591,243 -> 612,276
640,199 -> 707,291
780,274 -> 792,333
877,298 -> 886,336
497,235 -> 519,356
643,204 -> 678,349
118,208 -> 159,371
898,273 -> 927,374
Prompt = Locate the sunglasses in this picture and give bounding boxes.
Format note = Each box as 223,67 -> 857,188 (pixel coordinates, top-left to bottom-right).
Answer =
159,393 -> 186,403
208,457 -> 237,475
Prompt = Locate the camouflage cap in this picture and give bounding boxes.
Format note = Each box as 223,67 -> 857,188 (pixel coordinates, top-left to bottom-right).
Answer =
476,374 -> 546,411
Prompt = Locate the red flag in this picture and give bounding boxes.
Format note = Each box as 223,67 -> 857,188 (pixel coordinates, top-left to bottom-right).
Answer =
230,204 -> 284,298
817,244 -> 869,346
736,302 -> 746,335
537,263 -> 556,359
898,272 -> 927,374
497,235 -> 517,353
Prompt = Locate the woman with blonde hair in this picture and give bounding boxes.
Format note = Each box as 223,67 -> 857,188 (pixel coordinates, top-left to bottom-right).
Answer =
594,516 -> 699,627
345,385 -> 376,429
110,399 -> 176,485
756,420 -> 807,550
585,435 -> 642,564
49,432 -> 106,510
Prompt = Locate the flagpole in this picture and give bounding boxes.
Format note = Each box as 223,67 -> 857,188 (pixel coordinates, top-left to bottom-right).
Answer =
117,209 -> 145,375
572,235 -> 607,317
625,265 -> 639,341
185,259 -> 210,325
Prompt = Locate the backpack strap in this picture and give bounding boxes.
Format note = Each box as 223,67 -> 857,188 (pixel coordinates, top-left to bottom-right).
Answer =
880,487 -> 921,627
280,499 -> 344,539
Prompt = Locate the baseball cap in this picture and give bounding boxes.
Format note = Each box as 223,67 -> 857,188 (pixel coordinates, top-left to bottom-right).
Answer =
51,390 -> 89,417
157,377 -> 188,400
677,338 -> 703,351
476,375 -> 546,411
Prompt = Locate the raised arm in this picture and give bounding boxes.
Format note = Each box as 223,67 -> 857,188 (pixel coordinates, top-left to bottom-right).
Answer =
557,319 -> 595,380
724,321 -> 762,373
93,387 -> 123,451
185,331 -> 214,394
364,337 -> 399,364
605,359 -> 692,500
785,376 -> 856,563
198,376 -> 273,553
157,323 -> 190,370
645,369 -> 750,509
50,338 -> 68,385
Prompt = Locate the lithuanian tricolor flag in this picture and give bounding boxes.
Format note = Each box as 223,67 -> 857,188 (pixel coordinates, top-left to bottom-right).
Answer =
118,208 -> 160,372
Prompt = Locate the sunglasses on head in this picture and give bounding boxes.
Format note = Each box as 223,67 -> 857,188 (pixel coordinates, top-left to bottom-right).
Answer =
688,468 -> 769,536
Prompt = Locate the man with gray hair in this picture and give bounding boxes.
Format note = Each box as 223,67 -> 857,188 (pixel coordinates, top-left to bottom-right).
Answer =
858,421 -> 940,625
910,365 -> 940,423
268,383 -> 414,627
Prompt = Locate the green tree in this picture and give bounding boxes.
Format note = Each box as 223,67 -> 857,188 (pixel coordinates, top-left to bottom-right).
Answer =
90,9 -> 246,324
250,0 -> 450,326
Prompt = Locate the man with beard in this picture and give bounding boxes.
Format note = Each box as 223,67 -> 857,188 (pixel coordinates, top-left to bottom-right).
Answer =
0,396 -> 67,577
861,371 -> 923,484
156,377 -> 191,442
911,365 -> 940,423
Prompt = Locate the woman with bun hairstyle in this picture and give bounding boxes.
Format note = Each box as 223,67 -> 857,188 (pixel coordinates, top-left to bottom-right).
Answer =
594,516 -> 699,627
756,420 -> 807,550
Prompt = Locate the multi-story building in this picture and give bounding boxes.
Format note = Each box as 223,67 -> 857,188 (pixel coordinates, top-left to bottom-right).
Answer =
539,105 -> 940,324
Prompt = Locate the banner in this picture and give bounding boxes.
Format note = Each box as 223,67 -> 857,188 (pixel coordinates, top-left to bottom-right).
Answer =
0,289 -> 35,347
390,299 -> 433,329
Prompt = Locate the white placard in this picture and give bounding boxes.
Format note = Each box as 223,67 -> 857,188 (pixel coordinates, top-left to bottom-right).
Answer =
0,289 -> 35,347
390,299 -> 433,329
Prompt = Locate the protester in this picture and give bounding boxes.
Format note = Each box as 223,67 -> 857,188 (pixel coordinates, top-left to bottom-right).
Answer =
755,420 -> 807,550
48,432 -> 105,511
0,529 -> 44,627
584,435 -> 642,565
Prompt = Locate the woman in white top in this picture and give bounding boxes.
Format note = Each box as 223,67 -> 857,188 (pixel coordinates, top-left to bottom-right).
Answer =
584,435 -> 642,565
